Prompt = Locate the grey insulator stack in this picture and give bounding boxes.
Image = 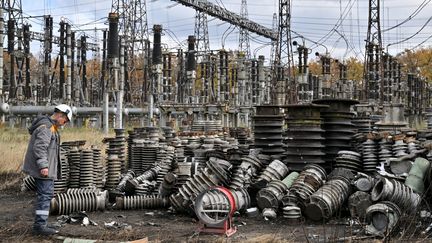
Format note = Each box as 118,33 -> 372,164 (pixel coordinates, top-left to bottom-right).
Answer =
114,128 -> 127,173
21,175 -> 36,192
116,170 -> 135,192
80,149 -> 94,188
312,99 -> 359,169
392,139 -> 408,157
352,104 -> 374,133
130,140 -> 144,175
229,153 -> 263,189
371,177 -> 421,214
68,147 -> 81,188
285,164 -> 327,209
361,138 -> 379,172
256,180 -> 289,216
50,190 -> 108,215
365,201 -> 402,236
253,105 -> 285,157
105,154 -> 122,190
169,158 -> 232,214
257,159 -> 289,184
142,142 -> 158,172
126,166 -> 160,193
161,127 -> 175,144
284,104 -> 328,171
174,162 -> 194,189
173,142 -> 186,164
153,163 -> 172,195
425,107 -> 432,129
115,195 -> 170,209
146,126 -> 160,142
378,137 -> 393,165
92,146 -> 104,189
135,180 -> 156,195
374,104 -> 408,132
159,172 -> 177,197
54,147 -> 69,194
334,150 -> 362,172
195,188 -> 250,214
305,176 -> 352,221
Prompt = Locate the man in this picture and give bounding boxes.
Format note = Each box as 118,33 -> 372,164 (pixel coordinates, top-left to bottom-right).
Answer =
22,104 -> 72,236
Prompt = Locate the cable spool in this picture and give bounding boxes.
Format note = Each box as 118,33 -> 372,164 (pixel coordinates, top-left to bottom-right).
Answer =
194,187 -> 238,236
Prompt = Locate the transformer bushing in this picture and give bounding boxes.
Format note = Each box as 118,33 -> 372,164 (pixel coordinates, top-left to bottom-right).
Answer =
253,105 -> 285,157
169,158 -> 232,214
348,191 -> 372,221
116,170 -> 136,192
125,166 -> 160,194
54,147 -> 70,194
365,201 -> 401,236
371,177 -> 421,213
256,159 -> 289,185
312,99 -> 359,169
352,172 -> 376,192
50,190 -> 108,215
114,128 -> 127,173
375,104 -> 408,132
229,153 -> 263,189
305,176 -> 352,221
256,180 -> 288,215
286,164 -> 327,209
115,195 -> 170,210
283,104 -> 328,171
334,150 -> 362,172
378,137 -> 393,166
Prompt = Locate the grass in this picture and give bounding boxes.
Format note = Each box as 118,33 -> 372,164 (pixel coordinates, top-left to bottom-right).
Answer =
0,126 -> 112,173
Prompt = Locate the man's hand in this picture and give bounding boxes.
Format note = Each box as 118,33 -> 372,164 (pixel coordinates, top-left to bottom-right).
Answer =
40,168 -> 48,177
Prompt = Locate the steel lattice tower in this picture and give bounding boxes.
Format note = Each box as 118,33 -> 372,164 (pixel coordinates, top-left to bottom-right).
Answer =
111,0 -> 150,104
238,0 -> 250,59
364,0 -> 382,103
194,11 -> 210,56
273,0 -> 294,105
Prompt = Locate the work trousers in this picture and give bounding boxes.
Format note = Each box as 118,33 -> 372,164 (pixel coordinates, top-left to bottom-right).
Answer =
34,178 -> 54,228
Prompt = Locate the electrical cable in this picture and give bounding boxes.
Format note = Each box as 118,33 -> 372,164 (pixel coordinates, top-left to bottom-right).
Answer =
386,16 -> 432,50
382,0 -> 431,32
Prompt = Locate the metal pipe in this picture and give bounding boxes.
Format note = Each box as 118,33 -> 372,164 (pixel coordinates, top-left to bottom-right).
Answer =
116,37 -> 125,129
66,24 -> 72,101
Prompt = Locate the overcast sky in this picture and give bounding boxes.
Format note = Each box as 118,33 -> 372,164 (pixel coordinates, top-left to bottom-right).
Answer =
21,0 -> 432,64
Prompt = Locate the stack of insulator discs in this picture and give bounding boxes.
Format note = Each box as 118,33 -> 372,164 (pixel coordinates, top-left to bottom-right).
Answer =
283,104 -> 328,171
130,140 -> 144,175
54,147 -> 69,194
92,146 -> 104,189
378,138 -> 393,165
334,150 -> 363,172
105,154 -> 122,190
312,99 -> 359,170
68,147 -> 81,188
393,139 -> 408,157
142,142 -> 158,171
253,105 -> 285,157
80,149 -> 94,187
362,138 -> 379,172
146,126 -> 160,142
114,129 -> 127,173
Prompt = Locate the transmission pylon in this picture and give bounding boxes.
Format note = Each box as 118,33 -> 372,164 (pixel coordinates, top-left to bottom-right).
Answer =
269,13 -> 277,67
238,0 -> 250,59
364,0 -> 383,103
194,11 -> 210,58
111,0 -> 150,105
273,0 -> 294,105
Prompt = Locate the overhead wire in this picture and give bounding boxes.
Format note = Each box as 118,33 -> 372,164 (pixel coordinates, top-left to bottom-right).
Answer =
382,0 -> 431,32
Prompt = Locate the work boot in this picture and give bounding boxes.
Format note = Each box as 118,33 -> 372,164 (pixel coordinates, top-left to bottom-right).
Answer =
32,225 -> 59,236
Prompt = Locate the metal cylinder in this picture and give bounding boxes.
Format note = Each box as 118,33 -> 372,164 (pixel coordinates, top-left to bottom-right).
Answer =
152,25 -> 162,65
116,195 -> 169,210
348,191 -> 372,221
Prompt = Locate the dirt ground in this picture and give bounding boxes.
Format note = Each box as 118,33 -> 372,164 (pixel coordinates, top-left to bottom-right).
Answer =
0,173 -> 429,243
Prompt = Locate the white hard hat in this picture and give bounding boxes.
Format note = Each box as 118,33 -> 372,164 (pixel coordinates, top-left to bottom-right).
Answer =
54,104 -> 73,122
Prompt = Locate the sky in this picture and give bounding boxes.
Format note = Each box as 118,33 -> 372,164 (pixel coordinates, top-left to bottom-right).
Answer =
19,0 -> 432,64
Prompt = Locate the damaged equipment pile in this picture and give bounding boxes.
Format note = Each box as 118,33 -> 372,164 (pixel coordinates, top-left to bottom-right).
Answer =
22,100 -> 432,238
